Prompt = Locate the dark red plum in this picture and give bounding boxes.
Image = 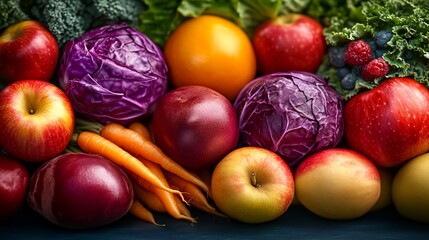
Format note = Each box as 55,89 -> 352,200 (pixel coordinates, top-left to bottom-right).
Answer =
0,154 -> 29,221
152,85 -> 239,170
27,153 -> 134,229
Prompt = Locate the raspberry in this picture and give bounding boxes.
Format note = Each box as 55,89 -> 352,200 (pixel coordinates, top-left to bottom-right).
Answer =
361,58 -> 390,81
344,40 -> 373,66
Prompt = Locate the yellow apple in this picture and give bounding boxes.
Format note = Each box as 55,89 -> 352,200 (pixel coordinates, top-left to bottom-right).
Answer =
371,167 -> 396,211
295,148 -> 381,220
391,153 -> 429,223
211,146 -> 295,224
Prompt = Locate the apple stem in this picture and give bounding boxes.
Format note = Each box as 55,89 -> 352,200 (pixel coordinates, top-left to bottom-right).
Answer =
251,172 -> 260,188
29,109 -> 35,114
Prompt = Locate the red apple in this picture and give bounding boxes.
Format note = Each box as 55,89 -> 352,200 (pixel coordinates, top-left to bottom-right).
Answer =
0,80 -> 75,162
252,14 -> 326,75
295,148 -> 381,220
0,154 -> 30,221
211,146 -> 295,224
0,20 -> 59,85
152,85 -> 239,170
344,77 -> 429,167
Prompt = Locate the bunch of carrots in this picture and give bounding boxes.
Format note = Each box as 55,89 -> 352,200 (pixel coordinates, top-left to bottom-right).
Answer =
67,118 -> 226,226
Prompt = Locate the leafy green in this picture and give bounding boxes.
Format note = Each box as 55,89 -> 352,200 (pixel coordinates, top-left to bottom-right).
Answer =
0,0 -> 31,30
138,0 -> 183,48
31,0 -> 91,46
92,0 -> 145,23
318,0 -> 429,100
305,0 -> 365,26
1,0 -> 145,47
138,0 -> 311,48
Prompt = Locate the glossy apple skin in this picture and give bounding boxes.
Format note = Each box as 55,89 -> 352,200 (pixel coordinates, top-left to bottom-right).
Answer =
0,80 -> 75,162
370,167 -> 395,211
0,154 -> 30,222
152,85 -> 239,170
295,148 -> 381,220
0,20 -> 59,85
211,146 -> 295,224
344,77 -> 429,167
27,153 -> 134,229
391,153 -> 429,224
252,14 -> 326,75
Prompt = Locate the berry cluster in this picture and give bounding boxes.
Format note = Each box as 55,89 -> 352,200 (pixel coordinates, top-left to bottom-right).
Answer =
328,30 -> 393,90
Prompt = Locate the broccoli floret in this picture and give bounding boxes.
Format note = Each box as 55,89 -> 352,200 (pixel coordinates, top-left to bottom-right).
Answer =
31,0 -> 91,46
30,0 -> 145,47
92,0 -> 145,26
0,0 -> 31,30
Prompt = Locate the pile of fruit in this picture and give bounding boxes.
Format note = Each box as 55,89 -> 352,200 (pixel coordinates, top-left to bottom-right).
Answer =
1,0 -> 429,231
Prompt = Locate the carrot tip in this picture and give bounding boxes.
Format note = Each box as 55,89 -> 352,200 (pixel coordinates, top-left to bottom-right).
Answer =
154,222 -> 166,227
174,190 -> 188,204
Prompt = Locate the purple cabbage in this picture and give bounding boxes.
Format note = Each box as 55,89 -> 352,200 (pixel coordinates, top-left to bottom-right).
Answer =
234,71 -> 344,168
58,23 -> 168,125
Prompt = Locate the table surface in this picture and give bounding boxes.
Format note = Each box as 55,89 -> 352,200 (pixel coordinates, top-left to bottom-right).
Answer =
1,204 -> 428,240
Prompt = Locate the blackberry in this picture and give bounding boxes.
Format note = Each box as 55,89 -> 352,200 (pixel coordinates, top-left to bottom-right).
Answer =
344,40 -> 373,66
374,30 -> 393,48
341,73 -> 357,90
328,46 -> 346,67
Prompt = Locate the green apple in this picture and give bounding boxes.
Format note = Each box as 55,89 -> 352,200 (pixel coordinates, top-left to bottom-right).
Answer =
392,153 -> 429,223
211,146 -> 295,224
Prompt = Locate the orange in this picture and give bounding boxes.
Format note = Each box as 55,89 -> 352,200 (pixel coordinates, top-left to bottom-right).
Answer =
163,15 -> 257,101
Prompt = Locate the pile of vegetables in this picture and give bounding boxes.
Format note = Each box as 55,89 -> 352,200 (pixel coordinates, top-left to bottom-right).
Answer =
1,0 -> 429,230
63,118 -> 219,226
317,0 -> 429,99
136,0 -> 429,99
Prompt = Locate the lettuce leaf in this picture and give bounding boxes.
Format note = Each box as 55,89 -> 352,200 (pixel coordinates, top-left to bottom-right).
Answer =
137,0 -> 310,48
318,0 -> 429,100
138,0 -> 183,48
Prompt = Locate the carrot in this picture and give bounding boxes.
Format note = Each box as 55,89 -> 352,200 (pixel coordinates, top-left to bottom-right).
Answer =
100,122 -> 209,194
196,168 -> 214,198
133,181 -> 166,213
165,171 -> 227,218
130,172 -> 197,223
128,122 -> 152,142
76,131 -> 185,201
128,123 -> 196,221
131,157 -> 197,223
129,200 -> 165,227
172,192 -> 194,220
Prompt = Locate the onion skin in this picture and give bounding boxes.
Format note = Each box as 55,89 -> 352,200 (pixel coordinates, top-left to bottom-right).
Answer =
152,85 -> 239,170
27,153 -> 134,229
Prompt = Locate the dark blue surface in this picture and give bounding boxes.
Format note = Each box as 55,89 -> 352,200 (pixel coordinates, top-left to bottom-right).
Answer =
1,204 -> 428,239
